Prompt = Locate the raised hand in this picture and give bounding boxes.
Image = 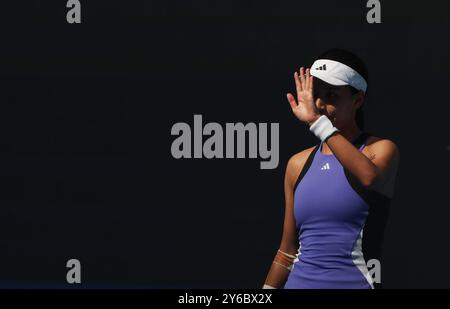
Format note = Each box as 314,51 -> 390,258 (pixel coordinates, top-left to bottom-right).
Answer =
286,67 -> 322,126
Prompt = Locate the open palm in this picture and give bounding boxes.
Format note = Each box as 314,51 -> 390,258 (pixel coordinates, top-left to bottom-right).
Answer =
286,67 -> 321,126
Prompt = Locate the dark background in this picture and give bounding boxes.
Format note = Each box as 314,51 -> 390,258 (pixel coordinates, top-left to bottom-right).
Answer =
0,0 -> 448,288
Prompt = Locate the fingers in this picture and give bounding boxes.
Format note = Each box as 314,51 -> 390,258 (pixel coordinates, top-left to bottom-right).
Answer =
293,66 -> 313,107
294,71 -> 302,95
305,68 -> 310,90
299,67 -> 306,89
286,93 -> 298,110
298,67 -> 313,91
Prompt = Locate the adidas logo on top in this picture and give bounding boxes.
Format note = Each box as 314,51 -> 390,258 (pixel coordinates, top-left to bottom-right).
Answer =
321,162 -> 330,170
315,64 -> 327,70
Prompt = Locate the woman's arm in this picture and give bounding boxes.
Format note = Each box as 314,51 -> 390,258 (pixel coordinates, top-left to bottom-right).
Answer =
326,132 -> 399,192
263,150 -> 312,288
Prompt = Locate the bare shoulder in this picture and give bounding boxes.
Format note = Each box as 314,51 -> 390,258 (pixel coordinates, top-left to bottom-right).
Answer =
363,135 -> 400,161
285,145 -> 317,188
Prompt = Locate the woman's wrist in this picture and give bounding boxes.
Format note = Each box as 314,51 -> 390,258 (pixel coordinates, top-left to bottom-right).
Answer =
307,114 -> 321,126
309,115 -> 339,142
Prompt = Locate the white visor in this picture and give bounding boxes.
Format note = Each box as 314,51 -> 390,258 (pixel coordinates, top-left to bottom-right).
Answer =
310,59 -> 367,93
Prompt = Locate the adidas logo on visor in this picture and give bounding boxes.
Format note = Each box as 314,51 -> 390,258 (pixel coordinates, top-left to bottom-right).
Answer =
315,64 -> 327,70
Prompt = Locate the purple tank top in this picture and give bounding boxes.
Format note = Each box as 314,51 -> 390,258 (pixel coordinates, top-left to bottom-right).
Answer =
284,132 -> 391,289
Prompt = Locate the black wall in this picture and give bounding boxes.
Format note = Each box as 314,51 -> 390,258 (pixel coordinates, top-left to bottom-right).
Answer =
0,0 -> 448,288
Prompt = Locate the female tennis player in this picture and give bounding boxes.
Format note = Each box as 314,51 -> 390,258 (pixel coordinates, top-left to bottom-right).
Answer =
263,49 -> 399,289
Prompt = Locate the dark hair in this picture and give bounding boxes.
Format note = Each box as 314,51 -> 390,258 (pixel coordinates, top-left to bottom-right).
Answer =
313,48 -> 369,131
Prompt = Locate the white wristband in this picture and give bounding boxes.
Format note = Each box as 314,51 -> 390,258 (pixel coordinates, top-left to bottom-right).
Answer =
309,115 -> 339,142
262,284 -> 277,289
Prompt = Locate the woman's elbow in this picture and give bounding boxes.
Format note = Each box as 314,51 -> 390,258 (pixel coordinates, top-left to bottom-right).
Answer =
360,172 -> 379,189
